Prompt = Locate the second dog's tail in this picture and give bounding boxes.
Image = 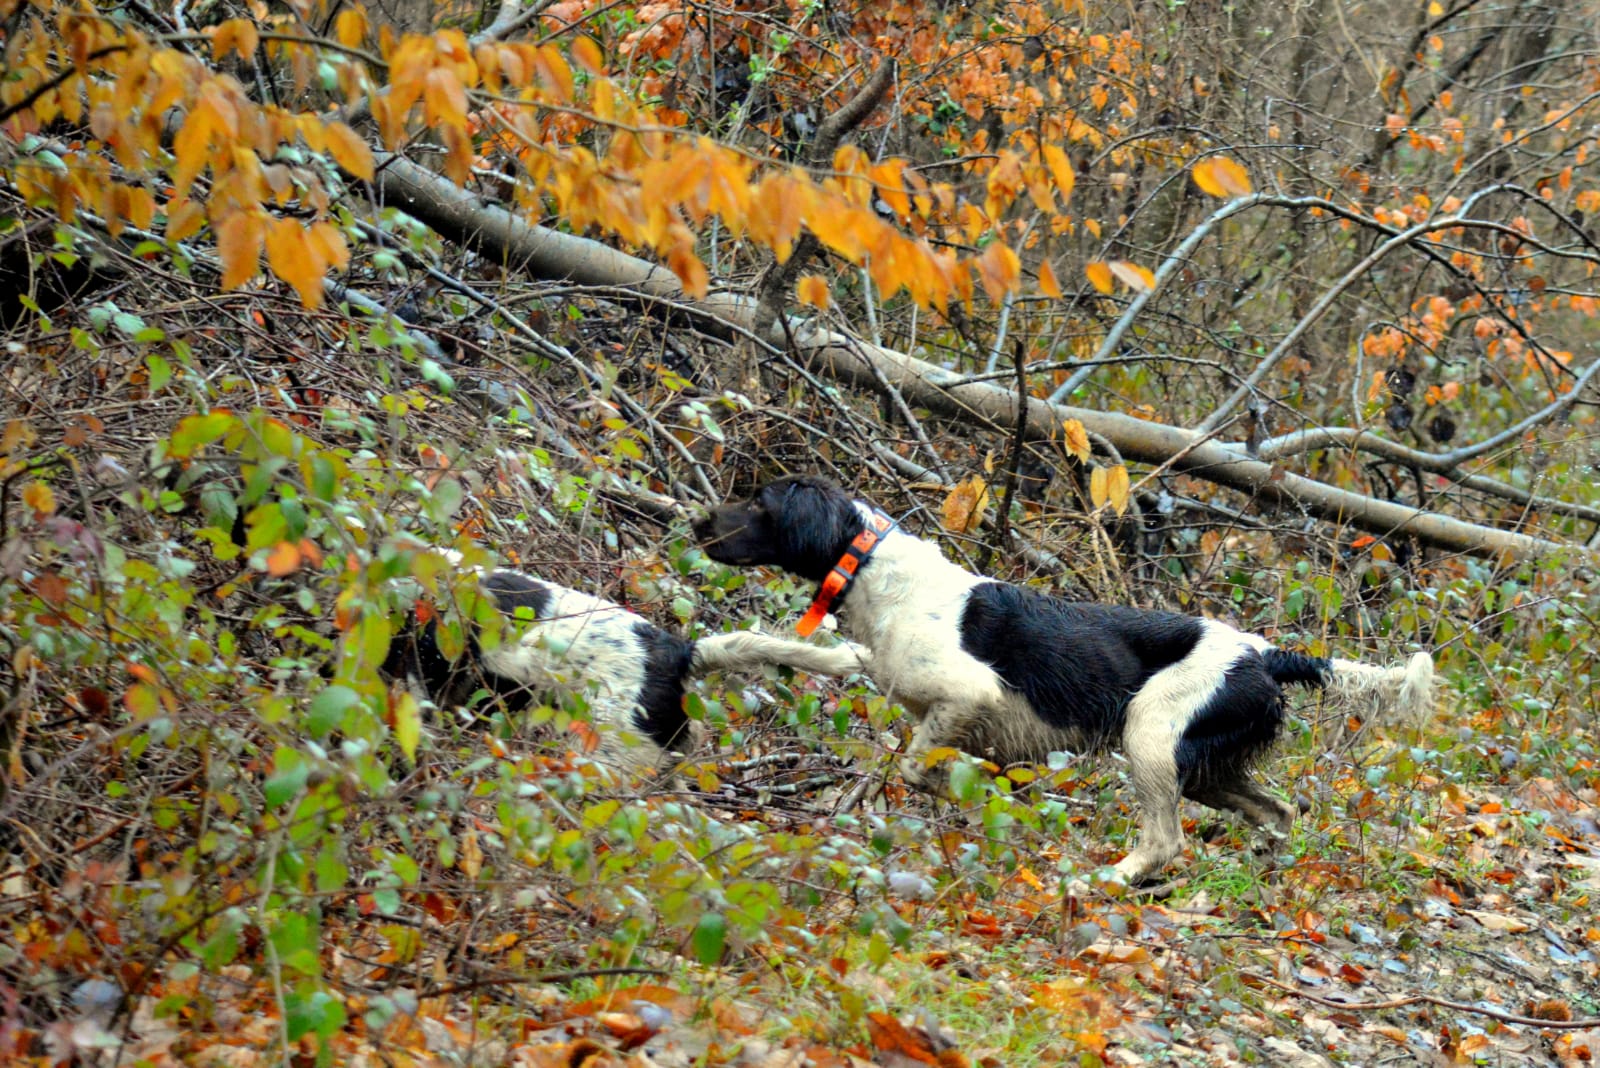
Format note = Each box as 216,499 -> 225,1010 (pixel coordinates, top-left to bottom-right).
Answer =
1263,648 -> 1435,726
690,631 -> 868,679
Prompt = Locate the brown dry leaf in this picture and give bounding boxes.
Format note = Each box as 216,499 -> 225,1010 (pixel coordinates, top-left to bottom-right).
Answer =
1463,908 -> 1533,933
866,1012 -> 940,1066
941,475 -> 990,534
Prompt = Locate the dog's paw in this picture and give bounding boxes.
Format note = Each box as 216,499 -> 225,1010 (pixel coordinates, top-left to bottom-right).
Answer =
897,753 -> 951,797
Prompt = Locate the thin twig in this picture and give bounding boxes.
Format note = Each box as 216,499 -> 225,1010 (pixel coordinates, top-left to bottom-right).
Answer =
1244,971 -> 1600,1030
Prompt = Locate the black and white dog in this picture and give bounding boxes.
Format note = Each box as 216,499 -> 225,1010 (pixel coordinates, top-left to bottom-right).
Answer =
694,475 -> 1434,884
385,560 -> 865,771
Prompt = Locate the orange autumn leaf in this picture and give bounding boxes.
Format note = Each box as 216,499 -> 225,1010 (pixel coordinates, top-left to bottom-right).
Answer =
215,210 -> 263,291
325,121 -> 374,181
1037,258 -> 1063,298
974,240 -> 1021,303
571,35 -> 604,75
1062,419 -> 1091,462
1085,261 -> 1114,293
334,8 -> 367,48
796,275 -> 830,309
941,475 -> 989,534
265,541 -> 302,577
22,481 -> 56,518
165,197 -> 205,242
265,216 -> 325,308
1041,143 -> 1076,203
1192,156 -> 1253,197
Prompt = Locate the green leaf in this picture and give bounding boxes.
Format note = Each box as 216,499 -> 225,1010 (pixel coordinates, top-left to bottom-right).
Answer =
112,311 -> 148,336
270,912 -> 321,976
949,760 -> 984,803
691,911 -> 727,965
263,747 -> 309,808
169,411 -> 238,458
285,987 -> 346,1042
147,353 -> 172,393
306,684 -> 360,738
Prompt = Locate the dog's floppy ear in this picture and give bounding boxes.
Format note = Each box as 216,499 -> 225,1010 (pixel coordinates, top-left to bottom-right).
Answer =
760,476 -> 862,580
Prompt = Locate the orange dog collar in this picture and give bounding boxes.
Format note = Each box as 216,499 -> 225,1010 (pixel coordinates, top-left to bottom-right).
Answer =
796,507 -> 896,637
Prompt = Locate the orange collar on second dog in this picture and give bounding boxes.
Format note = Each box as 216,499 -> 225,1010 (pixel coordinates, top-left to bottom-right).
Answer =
796,507 -> 896,637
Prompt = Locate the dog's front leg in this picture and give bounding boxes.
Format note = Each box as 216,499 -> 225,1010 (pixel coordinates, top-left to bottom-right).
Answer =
896,702 -> 980,797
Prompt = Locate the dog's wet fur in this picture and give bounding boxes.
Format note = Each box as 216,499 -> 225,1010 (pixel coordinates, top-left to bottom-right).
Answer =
695,474 -> 1434,883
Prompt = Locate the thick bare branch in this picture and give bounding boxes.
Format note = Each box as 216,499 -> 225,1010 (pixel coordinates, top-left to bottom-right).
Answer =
361,154 -> 1590,563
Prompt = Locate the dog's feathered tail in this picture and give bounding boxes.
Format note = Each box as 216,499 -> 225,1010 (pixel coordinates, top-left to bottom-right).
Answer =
690,631 -> 866,679
1263,648 -> 1435,726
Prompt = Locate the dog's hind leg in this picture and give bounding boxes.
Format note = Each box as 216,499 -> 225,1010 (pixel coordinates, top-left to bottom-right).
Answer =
1113,742 -> 1185,884
1185,775 -> 1295,835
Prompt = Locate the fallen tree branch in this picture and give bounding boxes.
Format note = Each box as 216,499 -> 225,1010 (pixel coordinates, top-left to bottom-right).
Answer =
361,153 -> 1593,564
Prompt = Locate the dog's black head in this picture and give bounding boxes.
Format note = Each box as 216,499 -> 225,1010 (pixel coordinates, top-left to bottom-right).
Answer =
694,475 -> 865,582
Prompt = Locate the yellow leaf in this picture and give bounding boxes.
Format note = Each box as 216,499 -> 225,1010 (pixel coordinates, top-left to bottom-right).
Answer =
1192,156 -> 1253,197
265,540 -> 302,576
335,8 -> 368,48
394,691 -> 421,764
1061,419 -> 1091,462
1428,0 -> 1443,13
1109,260 -> 1155,291
796,275 -> 830,309
1042,143 -> 1075,203
1038,259 -> 1062,298
571,35 -> 603,75
22,481 -> 56,518
1089,465 -> 1108,508
941,475 -> 990,534
215,210 -> 263,291
324,121 -> 374,180
1105,464 -> 1130,516
1085,261 -> 1114,293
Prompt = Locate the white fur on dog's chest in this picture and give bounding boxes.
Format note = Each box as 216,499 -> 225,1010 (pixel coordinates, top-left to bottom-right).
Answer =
835,532 -> 1008,715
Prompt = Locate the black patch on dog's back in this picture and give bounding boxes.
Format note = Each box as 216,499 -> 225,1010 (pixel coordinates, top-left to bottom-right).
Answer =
1175,651 -> 1285,787
1261,648 -> 1331,688
632,622 -> 696,750
957,582 -> 1205,741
